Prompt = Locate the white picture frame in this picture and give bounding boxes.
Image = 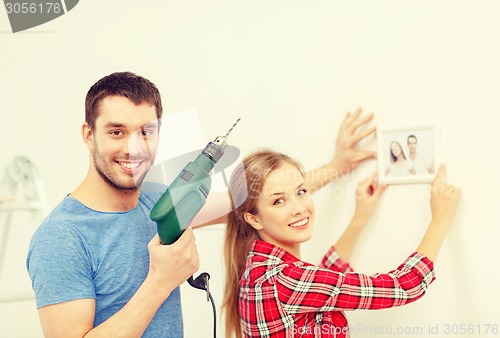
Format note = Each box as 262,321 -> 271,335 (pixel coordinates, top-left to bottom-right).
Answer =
377,124 -> 441,185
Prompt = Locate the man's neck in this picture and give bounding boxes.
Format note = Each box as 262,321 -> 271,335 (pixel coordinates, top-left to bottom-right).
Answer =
70,171 -> 141,212
409,152 -> 417,161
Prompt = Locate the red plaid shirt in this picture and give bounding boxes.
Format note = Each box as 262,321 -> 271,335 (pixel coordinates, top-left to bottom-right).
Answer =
239,240 -> 435,337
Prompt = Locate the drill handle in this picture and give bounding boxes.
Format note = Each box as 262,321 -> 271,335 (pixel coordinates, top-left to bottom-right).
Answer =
150,159 -> 213,245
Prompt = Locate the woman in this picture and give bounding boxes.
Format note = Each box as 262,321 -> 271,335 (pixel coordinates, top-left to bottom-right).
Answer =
385,140 -> 415,176
222,149 -> 460,338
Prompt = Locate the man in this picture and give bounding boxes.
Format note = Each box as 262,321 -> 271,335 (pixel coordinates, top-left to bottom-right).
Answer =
26,71 -> 377,337
407,134 -> 434,175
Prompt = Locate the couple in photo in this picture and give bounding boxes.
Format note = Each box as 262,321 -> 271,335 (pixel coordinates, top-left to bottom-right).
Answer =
386,135 -> 434,177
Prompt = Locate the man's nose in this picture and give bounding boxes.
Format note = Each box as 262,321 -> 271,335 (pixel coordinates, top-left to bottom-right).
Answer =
124,133 -> 143,156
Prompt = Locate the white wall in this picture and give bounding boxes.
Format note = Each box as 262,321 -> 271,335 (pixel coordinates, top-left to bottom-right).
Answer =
1,1 -> 499,337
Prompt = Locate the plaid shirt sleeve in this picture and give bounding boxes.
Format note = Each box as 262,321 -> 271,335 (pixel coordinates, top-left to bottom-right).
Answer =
319,246 -> 354,273
277,252 -> 435,314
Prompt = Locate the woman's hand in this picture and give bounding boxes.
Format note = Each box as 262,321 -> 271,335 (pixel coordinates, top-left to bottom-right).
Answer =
430,165 -> 461,225
304,107 -> 377,192
352,171 -> 387,226
331,107 -> 377,175
416,164 -> 461,261
334,171 -> 386,262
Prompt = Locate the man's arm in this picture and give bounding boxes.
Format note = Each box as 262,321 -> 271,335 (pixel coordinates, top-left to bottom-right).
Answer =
38,230 -> 199,338
305,108 -> 377,193
38,281 -> 166,338
427,158 -> 435,174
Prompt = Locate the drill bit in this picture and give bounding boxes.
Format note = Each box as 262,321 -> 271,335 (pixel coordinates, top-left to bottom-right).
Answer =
225,118 -> 241,138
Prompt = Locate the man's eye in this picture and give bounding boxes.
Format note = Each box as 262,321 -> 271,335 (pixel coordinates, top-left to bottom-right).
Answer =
141,130 -> 153,137
110,130 -> 123,136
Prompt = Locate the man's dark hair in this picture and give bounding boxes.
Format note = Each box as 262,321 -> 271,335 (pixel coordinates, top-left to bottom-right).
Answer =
85,72 -> 163,130
407,134 -> 417,144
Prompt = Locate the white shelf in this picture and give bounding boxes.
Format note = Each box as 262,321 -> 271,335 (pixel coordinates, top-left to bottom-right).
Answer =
0,201 -> 45,303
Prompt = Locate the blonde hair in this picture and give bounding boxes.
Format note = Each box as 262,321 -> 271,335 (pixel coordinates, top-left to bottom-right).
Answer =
222,149 -> 303,338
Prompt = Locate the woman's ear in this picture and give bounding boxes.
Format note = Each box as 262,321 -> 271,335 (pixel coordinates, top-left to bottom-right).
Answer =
244,212 -> 263,231
82,122 -> 94,151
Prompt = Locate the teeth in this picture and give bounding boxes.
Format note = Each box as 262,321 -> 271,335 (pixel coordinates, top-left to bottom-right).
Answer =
119,162 -> 141,169
289,218 -> 308,227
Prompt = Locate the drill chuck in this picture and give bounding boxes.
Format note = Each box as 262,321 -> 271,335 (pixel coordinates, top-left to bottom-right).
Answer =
202,139 -> 226,164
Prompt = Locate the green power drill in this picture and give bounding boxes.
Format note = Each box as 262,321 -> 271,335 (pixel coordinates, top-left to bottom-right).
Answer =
149,118 -> 240,291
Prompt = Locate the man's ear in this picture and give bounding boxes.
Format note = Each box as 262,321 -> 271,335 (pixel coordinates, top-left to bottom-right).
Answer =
82,122 -> 94,151
243,212 -> 264,231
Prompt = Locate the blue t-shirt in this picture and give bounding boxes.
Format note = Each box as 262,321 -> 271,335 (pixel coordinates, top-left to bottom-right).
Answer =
26,183 -> 183,337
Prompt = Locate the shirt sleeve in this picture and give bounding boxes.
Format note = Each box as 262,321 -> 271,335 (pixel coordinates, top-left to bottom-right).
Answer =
319,246 -> 354,273
276,252 -> 435,314
26,221 -> 96,308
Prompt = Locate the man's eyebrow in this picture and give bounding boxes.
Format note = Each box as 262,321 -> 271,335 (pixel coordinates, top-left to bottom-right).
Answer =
103,122 -> 127,129
143,121 -> 159,128
103,121 -> 159,129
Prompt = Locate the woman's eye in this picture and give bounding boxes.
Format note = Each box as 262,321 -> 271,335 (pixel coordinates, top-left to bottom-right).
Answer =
298,188 -> 307,196
273,198 -> 285,205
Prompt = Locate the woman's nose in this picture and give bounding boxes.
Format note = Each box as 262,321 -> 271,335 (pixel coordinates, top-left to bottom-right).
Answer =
290,198 -> 307,216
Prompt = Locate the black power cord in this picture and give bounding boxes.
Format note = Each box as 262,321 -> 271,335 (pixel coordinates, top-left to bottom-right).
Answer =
188,273 -> 217,338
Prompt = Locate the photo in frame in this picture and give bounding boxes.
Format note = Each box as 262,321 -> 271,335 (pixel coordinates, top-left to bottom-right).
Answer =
377,124 -> 441,184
